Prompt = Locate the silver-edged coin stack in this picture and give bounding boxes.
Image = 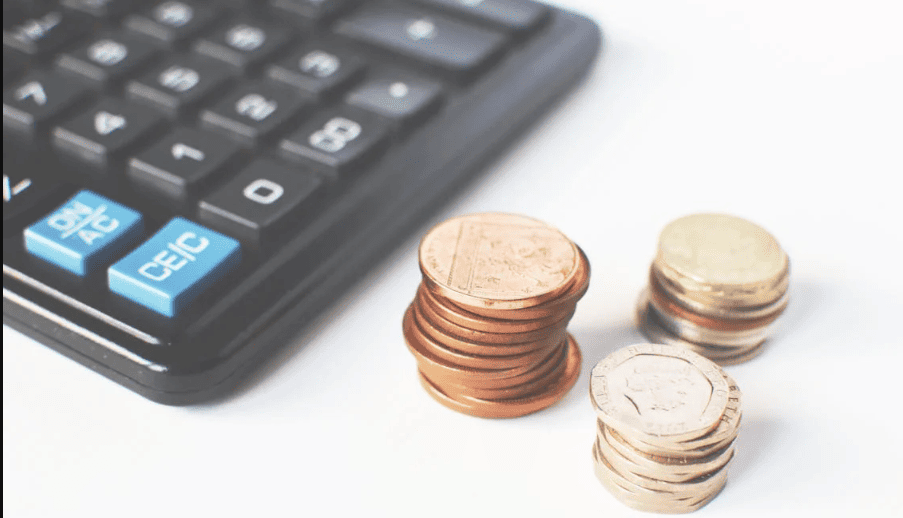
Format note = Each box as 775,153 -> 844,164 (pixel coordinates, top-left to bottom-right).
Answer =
637,213 -> 790,365
590,343 -> 742,513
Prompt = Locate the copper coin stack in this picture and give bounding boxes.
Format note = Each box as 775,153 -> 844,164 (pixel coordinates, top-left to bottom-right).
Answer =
590,343 -> 743,513
403,213 -> 590,418
637,213 -> 790,365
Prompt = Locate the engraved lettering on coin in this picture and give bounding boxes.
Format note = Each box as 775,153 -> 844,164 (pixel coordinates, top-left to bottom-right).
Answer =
419,213 -> 577,302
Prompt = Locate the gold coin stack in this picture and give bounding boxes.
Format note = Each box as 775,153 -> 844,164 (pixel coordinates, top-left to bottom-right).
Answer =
403,213 -> 590,418
590,343 -> 742,513
637,213 -> 790,365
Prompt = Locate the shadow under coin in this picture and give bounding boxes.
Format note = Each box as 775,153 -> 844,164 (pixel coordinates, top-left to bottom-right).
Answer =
728,415 -> 784,485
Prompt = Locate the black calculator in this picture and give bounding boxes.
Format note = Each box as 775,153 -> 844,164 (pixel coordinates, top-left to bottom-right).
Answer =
2,0 -> 600,404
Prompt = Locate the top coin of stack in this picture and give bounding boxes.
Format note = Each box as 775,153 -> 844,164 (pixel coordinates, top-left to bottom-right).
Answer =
637,213 -> 790,364
590,343 -> 743,513
403,213 -> 590,418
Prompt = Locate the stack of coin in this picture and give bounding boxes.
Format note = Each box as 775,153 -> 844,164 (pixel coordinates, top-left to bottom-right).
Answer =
590,343 -> 742,513
403,213 -> 590,418
637,213 -> 790,364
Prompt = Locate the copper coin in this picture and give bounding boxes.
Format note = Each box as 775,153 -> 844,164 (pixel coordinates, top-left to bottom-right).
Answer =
407,328 -> 569,390
404,316 -> 549,384
413,301 -> 562,357
434,345 -> 569,400
420,339 -> 570,391
439,247 -> 590,321
415,288 -> 573,344
416,334 -> 582,418
405,306 -> 563,369
418,285 -> 576,333
418,213 -> 581,310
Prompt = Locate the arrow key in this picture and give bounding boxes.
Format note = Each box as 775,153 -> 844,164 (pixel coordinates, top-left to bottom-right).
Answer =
3,70 -> 91,137
128,127 -> 240,206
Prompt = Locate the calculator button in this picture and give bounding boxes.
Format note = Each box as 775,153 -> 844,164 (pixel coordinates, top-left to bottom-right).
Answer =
56,32 -> 162,89
3,10 -> 89,56
198,158 -> 323,245
61,0 -> 140,19
269,0 -> 353,23
3,71 -> 91,136
126,54 -> 235,119
24,190 -> 144,276
192,17 -> 292,72
128,128 -> 239,204
52,99 -> 165,169
266,44 -> 365,98
124,1 -> 219,47
334,4 -> 507,75
280,106 -> 389,175
108,217 -> 241,317
409,0 -> 548,32
346,74 -> 442,128
200,80 -> 310,146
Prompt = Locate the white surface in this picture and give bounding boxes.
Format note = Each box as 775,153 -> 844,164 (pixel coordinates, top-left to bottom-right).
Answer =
4,1 -> 903,516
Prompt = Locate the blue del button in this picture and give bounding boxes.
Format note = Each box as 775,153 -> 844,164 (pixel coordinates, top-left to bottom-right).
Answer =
108,217 -> 241,317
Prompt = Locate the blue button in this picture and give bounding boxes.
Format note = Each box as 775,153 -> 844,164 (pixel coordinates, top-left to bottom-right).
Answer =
24,190 -> 144,276
108,217 -> 241,317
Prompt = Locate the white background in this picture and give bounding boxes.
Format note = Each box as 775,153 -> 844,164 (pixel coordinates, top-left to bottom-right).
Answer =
5,0 -> 903,516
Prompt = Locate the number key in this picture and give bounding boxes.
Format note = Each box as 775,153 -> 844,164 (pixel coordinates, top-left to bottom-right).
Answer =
193,17 -> 292,72
3,70 -> 91,136
266,44 -> 365,98
198,158 -> 324,246
126,54 -> 235,119
280,106 -> 389,176
56,32 -> 162,89
52,98 -> 165,169
125,1 -> 219,47
200,80 -> 310,146
128,128 -> 240,205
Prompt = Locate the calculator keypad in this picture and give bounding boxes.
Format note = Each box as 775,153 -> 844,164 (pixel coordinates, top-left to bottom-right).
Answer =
1,0 -> 598,403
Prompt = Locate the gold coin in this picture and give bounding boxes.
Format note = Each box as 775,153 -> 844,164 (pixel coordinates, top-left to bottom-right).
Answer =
594,436 -> 731,497
599,421 -> 735,481
590,343 -> 730,443
593,443 -> 727,512
655,213 -> 788,307
609,375 -> 742,456
419,213 -> 580,310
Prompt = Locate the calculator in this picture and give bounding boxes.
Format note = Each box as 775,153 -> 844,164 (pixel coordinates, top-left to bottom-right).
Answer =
2,0 -> 601,404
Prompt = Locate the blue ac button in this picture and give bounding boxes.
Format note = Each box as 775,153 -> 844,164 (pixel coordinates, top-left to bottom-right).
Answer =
24,190 -> 144,276
108,218 -> 241,317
